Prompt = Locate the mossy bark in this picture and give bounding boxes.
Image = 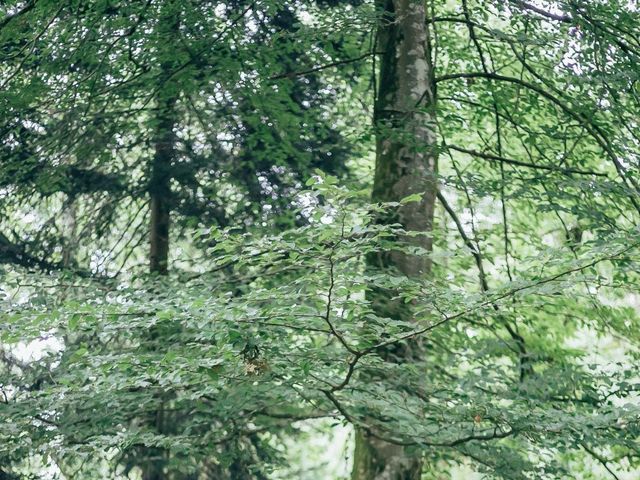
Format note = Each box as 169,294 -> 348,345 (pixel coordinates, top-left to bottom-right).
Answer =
351,1 -> 437,479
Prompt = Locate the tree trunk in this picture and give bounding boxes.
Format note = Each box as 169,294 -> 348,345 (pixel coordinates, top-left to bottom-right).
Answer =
149,96 -> 176,276
142,97 -> 176,479
351,1 -> 437,479
142,94 -> 176,480
61,200 -> 77,269
143,7 -> 178,479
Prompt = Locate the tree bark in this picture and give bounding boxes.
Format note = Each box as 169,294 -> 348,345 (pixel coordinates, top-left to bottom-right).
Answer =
142,98 -> 176,480
351,1 -> 437,479
149,96 -> 176,276
148,0 -> 181,277
142,7 -> 178,479
142,92 -> 176,480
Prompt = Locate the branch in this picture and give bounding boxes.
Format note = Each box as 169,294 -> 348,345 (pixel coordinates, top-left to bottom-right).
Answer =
509,1 -> 640,58
437,191 -> 530,373
580,442 -> 621,480
509,1 -> 572,23
323,389 -> 517,447
447,144 -> 607,177
0,231 -> 59,271
0,5 -> 63,90
270,52 -> 377,80
437,192 -> 487,290
364,240 -> 640,353
0,0 -> 37,31
323,240 -> 358,355
435,71 -> 640,210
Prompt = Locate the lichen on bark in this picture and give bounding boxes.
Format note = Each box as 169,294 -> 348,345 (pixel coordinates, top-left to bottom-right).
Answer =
351,1 -> 438,479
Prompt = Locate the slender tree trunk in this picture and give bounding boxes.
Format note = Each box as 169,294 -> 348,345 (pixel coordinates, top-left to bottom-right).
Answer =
142,96 -> 176,480
149,96 -> 176,276
61,200 -> 77,269
351,1 -> 437,479
143,7 -> 178,479
143,97 -> 176,479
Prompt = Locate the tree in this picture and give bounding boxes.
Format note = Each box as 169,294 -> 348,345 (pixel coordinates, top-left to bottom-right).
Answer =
2,1 -> 640,479
352,1 -> 437,479
1,1 -> 360,477
0,0 -> 355,274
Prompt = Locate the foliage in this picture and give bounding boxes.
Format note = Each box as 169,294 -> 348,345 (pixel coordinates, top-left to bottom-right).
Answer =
2,180 -> 640,478
1,0 -> 640,479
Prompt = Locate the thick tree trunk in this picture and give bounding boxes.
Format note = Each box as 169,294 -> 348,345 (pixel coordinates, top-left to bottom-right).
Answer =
351,1 -> 437,479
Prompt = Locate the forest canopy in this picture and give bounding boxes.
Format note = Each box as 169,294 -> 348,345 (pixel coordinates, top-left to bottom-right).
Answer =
1,0 -> 639,479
